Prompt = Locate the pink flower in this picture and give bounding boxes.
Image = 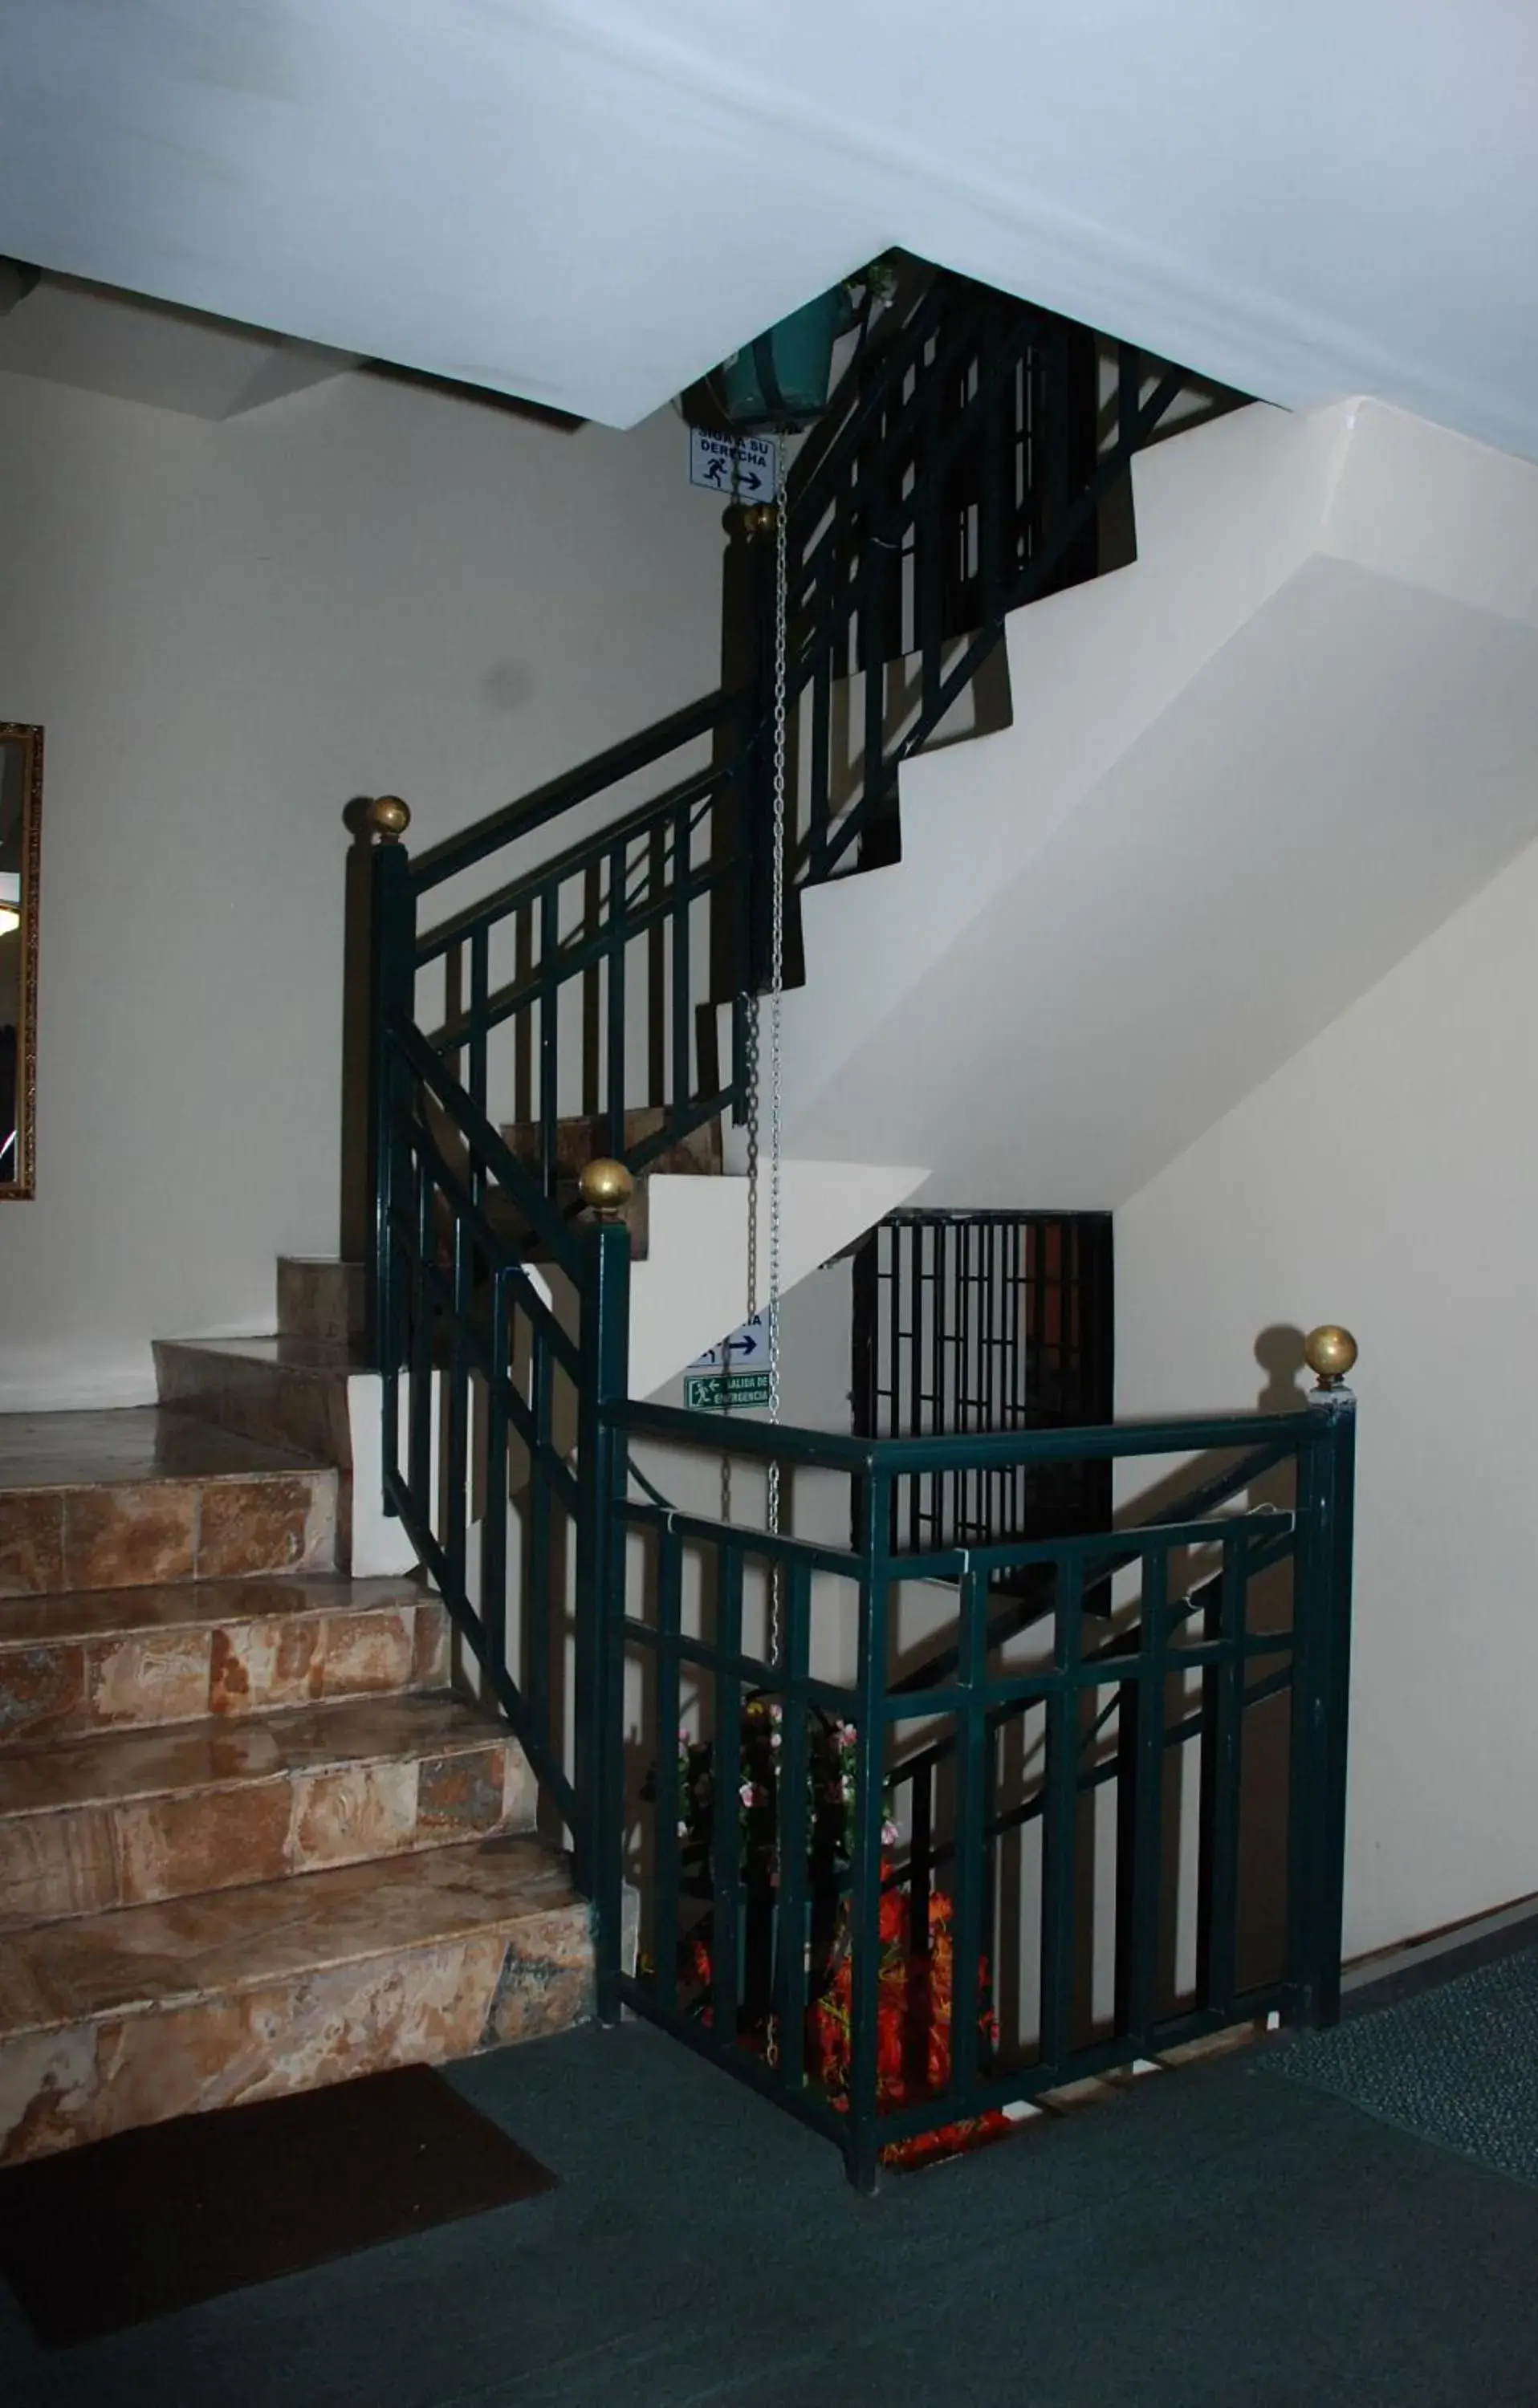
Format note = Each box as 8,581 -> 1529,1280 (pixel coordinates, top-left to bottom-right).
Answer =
739,1779 -> 755,1808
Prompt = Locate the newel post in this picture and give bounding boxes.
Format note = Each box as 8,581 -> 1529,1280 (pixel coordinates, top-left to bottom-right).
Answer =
1288,1324 -> 1359,2029
572,1160 -> 634,2022
365,795 -> 415,1384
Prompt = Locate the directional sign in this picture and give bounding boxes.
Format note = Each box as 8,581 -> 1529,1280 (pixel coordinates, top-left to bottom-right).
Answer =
686,1371 -> 771,1413
690,428 -> 778,498
687,1312 -> 767,1373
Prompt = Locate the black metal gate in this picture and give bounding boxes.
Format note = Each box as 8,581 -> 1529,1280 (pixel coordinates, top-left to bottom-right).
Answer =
851,1210 -> 1113,1563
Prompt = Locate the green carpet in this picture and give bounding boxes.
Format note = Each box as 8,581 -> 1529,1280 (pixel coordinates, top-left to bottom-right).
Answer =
1264,1942 -> 1538,2184
6,2007 -> 1538,2406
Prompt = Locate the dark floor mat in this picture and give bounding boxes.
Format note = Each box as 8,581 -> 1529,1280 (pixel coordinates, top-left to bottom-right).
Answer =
0,2064 -> 555,2346
1262,1942 -> 1538,2186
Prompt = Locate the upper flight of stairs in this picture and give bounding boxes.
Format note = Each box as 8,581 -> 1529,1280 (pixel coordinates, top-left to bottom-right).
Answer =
0,1401 -> 592,2166
775,397 -> 1538,1211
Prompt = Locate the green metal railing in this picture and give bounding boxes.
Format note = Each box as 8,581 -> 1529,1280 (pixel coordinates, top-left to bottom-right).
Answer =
360,266 -> 1248,2044
603,1386 -> 1356,2189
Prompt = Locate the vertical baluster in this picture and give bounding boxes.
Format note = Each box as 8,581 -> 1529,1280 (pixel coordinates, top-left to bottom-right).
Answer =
910,1759 -> 933,1952
1196,1531 -> 1246,2020
367,804 -> 415,1383
527,1315 -> 552,1747
931,1218 -> 947,1552
771,1560 -> 813,2090
480,1271 -> 511,1700
908,1218 -> 924,1555
445,1204 -> 470,1607
1117,344 -> 1142,469
409,1150 -> 433,1515
979,307 -> 1006,634
888,1206 -> 901,1559
1288,1373 -> 1358,2028
1115,1544 -> 1168,2048
958,1221 -> 972,1539
711,1544 -> 745,2045
572,1216 -> 631,1966
809,628 -> 832,882
653,1521 -> 684,2013
950,1562 -> 987,2100
539,884 -> 559,1200
918,357 -> 942,727
606,839 -> 627,1160
670,798 -> 690,1132
469,926 -> 489,1121
860,456 -> 888,869
1039,1552 -> 1084,2072
847,1469 -> 891,2191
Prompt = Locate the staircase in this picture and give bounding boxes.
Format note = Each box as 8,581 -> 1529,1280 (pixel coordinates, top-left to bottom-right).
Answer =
10,262 -> 1530,2176
0,1394 -> 591,2166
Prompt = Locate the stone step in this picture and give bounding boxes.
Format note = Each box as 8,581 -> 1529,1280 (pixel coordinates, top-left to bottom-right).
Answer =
0,1692 -> 531,1930
0,1833 -> 591,2163
0,1572 -> 447,1751
153,1336 -> 362,1468
277,1257 -> 365,1345
0,1410 -> 338,1601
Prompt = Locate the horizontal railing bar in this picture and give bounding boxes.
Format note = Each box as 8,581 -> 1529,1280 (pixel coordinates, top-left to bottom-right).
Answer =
903,1651 -> 1296,1868
619,1615 -> 855,1715
610,1398 -> 1323,1474
887,1510 -> 1296,1583
409,689 -> 736,894
873,1409 -> 1321,1473
614,1400 -> 876,1470
880,1630 -> 1292,1723
861,1987 -> 1292,2144
889,1447 -> 1297,1698
417,759 -> 734,962
429,850 -> 737,1056
618,1497 -> 861,1579
888,1526 -> 1296,1792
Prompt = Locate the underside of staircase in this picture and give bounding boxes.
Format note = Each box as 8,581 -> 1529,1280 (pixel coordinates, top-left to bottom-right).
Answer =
0,1397 -> 592,2166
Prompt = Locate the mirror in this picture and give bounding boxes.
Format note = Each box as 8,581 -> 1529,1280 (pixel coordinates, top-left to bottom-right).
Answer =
0,722 -> 42,1199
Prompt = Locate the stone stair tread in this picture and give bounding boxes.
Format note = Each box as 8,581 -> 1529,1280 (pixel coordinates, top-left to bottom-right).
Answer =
0,1833 -> 583,2041
0,1570 -> 425,1651
0,1690 -> 509,1817
154,1336 -> 372,1377
0,1408 -> 327,1492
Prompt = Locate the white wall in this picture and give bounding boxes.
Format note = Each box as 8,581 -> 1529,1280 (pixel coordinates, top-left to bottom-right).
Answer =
0,363 -> 726,1407
1116,828 -> 1538,1960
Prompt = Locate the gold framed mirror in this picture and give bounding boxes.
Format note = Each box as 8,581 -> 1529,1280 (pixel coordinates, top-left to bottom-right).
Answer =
0,722 -> 42,1199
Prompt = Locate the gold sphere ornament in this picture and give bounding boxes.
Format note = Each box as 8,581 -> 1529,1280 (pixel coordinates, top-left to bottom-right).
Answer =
1304,1324 -> 1358,1389
369,794 -> 411,842
578,1157 -> 634,1218
741,501 -> 779,539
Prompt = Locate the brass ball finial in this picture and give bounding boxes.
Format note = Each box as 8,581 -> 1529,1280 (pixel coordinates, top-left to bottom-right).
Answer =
579,1157 -> 634,1220
1304,1325 -> 1358,1389
740,501 -> 779,540
369,795 -> 411,842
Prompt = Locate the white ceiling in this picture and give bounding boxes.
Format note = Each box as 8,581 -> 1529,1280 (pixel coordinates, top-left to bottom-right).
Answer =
2,0 -> 1536,451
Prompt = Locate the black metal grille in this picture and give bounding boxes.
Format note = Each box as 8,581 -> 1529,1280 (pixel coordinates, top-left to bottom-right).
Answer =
851,1210 -> 1113,1565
